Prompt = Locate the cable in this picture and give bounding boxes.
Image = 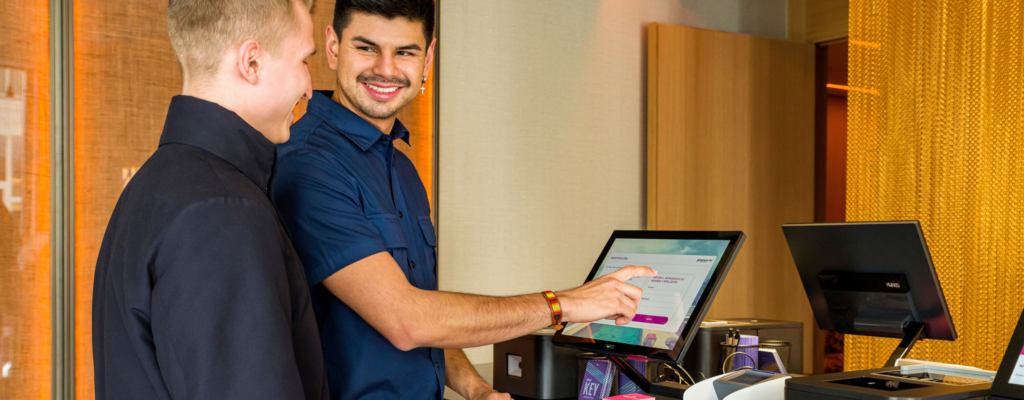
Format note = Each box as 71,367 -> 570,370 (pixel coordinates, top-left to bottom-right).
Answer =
667,364 -> 696,386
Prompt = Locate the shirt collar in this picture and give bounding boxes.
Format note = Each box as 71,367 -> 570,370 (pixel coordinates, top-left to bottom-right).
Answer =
306,90 -> 410,151
158,95 -> 277,190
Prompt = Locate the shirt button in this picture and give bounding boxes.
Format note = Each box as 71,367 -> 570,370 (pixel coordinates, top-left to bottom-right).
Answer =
435,361 -> 440,368
411,261 -> 416,268
398,211 -> 403,218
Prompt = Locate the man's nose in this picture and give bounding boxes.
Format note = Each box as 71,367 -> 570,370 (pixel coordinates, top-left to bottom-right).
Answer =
372,55 -> 399,80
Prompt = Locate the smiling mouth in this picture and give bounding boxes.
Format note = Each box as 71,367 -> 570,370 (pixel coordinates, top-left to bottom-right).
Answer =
365,83 -> 401,93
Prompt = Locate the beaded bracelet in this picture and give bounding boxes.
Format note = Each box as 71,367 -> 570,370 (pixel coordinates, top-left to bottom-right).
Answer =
541,290 -> 563,329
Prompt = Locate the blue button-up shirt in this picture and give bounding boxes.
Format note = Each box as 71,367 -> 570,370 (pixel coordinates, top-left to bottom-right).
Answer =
272,91 -> 443,400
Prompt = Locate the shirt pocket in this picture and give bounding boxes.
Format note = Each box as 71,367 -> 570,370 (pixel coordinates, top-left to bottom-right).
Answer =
417,216 -> 438,290
366,214 -> 412,281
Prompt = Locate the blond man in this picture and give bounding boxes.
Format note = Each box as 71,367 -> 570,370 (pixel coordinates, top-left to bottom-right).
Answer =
91,0 -> 327,398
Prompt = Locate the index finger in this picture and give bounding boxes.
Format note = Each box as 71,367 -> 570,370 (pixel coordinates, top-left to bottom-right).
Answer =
606,265 -> 657,282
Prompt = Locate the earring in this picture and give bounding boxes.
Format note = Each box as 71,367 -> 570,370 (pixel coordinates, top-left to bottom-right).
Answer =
421,77 -> 427,95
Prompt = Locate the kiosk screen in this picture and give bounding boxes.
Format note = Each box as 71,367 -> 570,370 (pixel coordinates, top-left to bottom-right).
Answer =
561,238 -> 730,350
1008,344 -> 1024,386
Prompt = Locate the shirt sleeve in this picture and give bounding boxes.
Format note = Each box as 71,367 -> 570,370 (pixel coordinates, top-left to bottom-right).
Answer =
271,148 -> 388,286
150,198 -> 310,400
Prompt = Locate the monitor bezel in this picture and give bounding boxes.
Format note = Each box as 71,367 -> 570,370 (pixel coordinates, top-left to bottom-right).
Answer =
551,230 -> 745,365
989,307 -> 1024,399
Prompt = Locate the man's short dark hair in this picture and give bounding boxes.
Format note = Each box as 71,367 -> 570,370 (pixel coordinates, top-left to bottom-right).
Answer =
333,0 -> 435,45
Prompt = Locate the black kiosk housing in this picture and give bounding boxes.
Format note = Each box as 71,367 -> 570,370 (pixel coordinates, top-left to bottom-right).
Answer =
781,221 -> 991,400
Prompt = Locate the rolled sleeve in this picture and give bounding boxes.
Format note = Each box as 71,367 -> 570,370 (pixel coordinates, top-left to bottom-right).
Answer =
150,198 -> 308,400
272,148 -> 387,286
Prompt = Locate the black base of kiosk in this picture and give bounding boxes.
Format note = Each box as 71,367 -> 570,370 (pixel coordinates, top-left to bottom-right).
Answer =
785,367 -> 991,400
785,321 -> 992,400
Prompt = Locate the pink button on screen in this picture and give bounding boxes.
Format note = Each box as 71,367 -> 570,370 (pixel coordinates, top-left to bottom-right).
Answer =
632,314 -> 668,325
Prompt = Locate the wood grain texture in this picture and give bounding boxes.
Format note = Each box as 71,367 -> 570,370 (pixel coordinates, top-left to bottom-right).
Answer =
72,2 -> 435,398
806,0 -> 849,43
788,0 -> 808,42
647,23 -> 816,373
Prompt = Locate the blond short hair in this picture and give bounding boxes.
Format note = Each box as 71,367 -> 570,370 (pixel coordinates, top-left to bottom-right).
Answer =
167,0 -> 314,81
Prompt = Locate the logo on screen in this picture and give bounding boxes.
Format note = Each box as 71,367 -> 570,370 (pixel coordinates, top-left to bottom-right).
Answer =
610,257 -> 628,260
696,259 -> 713,263
886,282 -> 901,288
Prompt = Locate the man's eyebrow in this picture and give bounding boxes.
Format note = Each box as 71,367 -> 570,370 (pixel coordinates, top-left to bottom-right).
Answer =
352,36 -> 379,47
352,36 -> 422,52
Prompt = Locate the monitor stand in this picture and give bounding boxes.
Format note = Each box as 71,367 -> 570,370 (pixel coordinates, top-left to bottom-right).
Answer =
609,356 -> 689,399
883,321 -> 925,368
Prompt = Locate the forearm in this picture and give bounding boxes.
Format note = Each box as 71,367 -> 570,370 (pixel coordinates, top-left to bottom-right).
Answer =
445,349 -> 493,400
324,252 -> 656,351
401,288 -> 555,349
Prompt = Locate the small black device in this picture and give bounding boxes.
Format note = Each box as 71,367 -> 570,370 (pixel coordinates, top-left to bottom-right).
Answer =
682,318 -> 804,377
781,221 -> 994,400
552,230 -> 746,395
492,329 -> 579,400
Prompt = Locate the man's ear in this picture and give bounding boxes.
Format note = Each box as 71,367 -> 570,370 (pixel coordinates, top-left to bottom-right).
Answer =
236,39 -> 262,84
423,37 -> 436,77
326,25 -> 341,71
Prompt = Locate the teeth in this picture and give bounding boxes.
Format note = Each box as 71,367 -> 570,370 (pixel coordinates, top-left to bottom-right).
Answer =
366,83 -> 399,93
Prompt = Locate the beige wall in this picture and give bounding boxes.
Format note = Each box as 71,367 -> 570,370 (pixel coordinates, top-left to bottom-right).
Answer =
437,0 -> 789,364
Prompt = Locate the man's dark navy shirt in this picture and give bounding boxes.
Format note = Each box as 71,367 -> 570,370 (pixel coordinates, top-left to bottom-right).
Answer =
92,96 -> 329,400
272,91 -> 443,400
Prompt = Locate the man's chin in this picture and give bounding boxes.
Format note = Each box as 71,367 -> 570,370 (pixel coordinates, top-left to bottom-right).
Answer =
351,95 -> 413,119
356,105 -> 401,120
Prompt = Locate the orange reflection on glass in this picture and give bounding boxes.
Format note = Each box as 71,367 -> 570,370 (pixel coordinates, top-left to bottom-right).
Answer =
0,0 -> 53,398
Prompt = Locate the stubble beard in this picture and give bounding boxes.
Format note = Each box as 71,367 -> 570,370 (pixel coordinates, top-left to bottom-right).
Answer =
348,73 -> 415,119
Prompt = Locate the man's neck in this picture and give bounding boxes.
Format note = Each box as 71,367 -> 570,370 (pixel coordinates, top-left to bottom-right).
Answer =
331,89 -> 396,135
182,84 -> 280,143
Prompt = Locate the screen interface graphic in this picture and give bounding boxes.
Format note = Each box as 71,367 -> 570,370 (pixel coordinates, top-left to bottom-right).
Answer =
562,238 -> 730,350
1008,343 -> 1024,386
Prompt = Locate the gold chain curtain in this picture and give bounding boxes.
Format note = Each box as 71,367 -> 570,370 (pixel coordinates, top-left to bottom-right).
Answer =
846,0 -> 1024,370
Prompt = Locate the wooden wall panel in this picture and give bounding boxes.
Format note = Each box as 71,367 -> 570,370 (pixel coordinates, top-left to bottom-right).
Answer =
806,0 -> 849,43
647,23 -> 816,373
73,2 -> 435,399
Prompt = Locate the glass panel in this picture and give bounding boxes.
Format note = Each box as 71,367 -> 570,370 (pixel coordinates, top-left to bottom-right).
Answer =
0,0 -> 53,398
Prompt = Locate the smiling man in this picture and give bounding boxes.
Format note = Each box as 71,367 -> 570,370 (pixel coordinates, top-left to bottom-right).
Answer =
271,1 -> 656,399
91,0 -> 327,399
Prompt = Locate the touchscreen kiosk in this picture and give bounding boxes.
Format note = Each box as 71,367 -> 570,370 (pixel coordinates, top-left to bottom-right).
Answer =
782,221 -> 956,366
552,230 -> 746,396
781,221 -> 993,400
